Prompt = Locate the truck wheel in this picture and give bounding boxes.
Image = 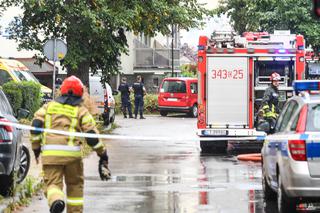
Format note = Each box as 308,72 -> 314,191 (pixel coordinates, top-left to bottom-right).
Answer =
0,172 -> 14,196
200,140 -> 227,155
188,104 -> 198,118
277,173 -> 297,213
160,111 -> 168,116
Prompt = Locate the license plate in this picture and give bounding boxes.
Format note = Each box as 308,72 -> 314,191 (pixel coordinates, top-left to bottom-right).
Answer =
203,130 -> 228,136
167,98 -> 177,101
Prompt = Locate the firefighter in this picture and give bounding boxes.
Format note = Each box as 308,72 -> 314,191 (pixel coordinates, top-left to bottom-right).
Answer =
118,77 -> 133,118
131,75 -> 146,119
30,76 -> 111,213
258,72 -> 280,133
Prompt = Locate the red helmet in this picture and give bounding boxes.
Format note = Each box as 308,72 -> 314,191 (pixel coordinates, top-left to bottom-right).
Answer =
270,72 -> 281,81
60,76 -> 84,97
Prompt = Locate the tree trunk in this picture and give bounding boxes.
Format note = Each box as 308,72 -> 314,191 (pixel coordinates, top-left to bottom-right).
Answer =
67,61 -> 90,88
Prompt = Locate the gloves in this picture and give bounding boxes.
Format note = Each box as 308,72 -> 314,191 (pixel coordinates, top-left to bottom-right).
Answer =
98,151 -> 111,181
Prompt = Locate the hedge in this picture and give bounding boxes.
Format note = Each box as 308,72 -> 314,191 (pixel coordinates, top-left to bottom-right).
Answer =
2,81 -> 42,117
115,94 -> 159,114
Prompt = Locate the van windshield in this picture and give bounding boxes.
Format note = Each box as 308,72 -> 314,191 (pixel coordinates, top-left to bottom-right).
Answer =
13,70 -> 39,83
161,80 -> 186,93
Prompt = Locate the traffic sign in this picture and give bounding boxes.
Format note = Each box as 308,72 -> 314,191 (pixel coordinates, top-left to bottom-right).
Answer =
43,39 -> 67,61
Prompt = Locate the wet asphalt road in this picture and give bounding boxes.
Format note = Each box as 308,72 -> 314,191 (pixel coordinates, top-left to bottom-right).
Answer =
20,114 -> 279,213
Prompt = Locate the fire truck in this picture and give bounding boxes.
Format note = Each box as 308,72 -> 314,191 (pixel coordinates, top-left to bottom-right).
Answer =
197,30 -> 305,153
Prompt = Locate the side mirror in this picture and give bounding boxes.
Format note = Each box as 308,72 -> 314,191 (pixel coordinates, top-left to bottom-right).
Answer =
112,90 -> 119,96
17,108 -> 30,119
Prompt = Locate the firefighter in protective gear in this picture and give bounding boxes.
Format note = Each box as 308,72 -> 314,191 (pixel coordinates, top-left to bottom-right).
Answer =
30,76 -> 111,213
258,72 -> 280,133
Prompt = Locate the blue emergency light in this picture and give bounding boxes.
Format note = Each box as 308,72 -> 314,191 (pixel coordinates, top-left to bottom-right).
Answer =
278,49 -> 286,54
293,80 -> 320,93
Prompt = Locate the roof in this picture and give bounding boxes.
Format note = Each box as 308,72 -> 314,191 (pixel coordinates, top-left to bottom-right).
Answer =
16,58 -> 54,73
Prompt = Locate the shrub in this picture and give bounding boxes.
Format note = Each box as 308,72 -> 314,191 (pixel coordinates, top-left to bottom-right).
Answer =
2,81 -> 23,114
2,81 -> 42,117
115,93 -> 159,114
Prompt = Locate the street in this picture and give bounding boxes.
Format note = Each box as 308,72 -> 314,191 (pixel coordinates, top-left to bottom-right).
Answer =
19,115 -> 278,213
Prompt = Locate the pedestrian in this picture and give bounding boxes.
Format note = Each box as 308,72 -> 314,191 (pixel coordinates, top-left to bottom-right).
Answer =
30,75 -> 111,213
131,75 -> 146,119
118,77 -> 133,118
258,72 -> 280,133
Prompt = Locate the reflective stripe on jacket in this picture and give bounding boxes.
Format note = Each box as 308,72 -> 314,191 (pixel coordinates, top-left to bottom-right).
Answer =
31,100 -> 105,165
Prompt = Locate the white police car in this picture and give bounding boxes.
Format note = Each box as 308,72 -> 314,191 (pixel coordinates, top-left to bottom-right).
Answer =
261,80 -> 320,213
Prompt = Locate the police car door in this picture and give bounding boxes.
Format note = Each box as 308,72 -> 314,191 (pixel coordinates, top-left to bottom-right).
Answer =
266,100 -> 299,187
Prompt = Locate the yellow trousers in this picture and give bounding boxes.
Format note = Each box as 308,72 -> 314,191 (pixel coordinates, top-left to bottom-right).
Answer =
43,160 -> 84,213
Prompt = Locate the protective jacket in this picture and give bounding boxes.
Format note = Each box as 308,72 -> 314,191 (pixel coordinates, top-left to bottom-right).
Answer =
30,96 -> 106,165
261,84 -> 280,119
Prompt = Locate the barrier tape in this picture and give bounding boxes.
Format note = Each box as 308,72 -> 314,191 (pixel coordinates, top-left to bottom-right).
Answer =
0,121 -> 319,142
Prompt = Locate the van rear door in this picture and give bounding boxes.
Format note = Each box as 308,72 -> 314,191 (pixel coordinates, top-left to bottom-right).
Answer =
206,56 -> 249,127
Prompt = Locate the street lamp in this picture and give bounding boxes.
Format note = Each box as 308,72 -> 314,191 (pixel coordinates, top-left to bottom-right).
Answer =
171,24 -> 174,77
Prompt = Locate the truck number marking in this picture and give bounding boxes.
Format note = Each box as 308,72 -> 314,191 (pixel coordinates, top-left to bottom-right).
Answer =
211,69 -> 244,80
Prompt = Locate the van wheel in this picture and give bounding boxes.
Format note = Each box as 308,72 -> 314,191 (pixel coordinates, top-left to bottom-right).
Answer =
160,111 -> 168,116
188,104 -> 198,118
277,173 -> 297,213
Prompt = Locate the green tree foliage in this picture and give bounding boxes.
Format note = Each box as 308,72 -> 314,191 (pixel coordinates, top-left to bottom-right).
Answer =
216,0 -> 320,51
0,0 -> 212,85
181,64 -> 197,77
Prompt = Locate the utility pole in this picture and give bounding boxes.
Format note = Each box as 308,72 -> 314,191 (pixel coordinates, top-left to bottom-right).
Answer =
171,24 -> 174,77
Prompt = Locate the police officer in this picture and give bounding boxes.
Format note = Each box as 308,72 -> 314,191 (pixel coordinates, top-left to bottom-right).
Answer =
30,76 -> 111,213
118,77 -> 133,118
259,72 -> 280,132
131,75 -> 146,119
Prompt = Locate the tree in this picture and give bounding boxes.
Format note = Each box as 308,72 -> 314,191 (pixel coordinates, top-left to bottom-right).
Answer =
216,0 -> 320,52
0,0 -> 212,85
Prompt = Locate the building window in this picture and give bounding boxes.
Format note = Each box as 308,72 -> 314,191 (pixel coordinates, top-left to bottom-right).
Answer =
153,77 -> 159,86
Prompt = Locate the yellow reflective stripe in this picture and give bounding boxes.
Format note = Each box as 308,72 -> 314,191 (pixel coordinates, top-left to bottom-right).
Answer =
67,197 -> 84,206
47,102 -> 78,118
42,150 -> 82,157
47,188 -> 64,200
30,135 -> 42,142
81,114 -> 96,125
93,141 -> 104,150
68,107 -> 79,146
43,114 -> 52,145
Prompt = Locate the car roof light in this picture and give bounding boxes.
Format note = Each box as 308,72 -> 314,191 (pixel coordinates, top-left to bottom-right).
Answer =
293,80 -> 320,93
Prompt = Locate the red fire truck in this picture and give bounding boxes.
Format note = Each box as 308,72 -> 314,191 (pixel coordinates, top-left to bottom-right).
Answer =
197,31 -> 305,153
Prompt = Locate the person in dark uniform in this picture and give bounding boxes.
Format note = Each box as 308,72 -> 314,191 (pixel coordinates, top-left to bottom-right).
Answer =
118,77 -> 133,118
131,75 -> 146,119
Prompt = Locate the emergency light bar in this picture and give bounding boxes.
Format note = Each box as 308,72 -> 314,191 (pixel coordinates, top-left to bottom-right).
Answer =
293,80 -> 320,93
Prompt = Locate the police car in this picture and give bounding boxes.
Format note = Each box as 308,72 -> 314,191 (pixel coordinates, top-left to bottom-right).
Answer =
261,80 -> 320,213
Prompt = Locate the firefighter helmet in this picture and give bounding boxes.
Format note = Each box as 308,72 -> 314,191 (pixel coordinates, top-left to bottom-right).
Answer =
270,72 -> 281,81
60,76 -> 84,97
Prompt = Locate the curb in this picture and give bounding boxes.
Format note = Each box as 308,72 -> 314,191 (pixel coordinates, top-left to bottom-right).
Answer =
0,177 -> 42,213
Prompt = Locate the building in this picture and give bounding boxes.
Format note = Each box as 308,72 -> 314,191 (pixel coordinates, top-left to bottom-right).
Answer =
115,29 -> 181,93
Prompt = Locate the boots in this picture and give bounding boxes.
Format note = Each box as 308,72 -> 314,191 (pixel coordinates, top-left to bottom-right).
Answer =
50,200 -> 65,213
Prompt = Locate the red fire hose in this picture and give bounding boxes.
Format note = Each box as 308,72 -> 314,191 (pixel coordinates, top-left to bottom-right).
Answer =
237,153 -> 262,162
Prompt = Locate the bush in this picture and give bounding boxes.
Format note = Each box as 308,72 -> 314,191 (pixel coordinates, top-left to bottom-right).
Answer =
2,81 -> 42,117
2,81 -> 23,114
115,93 -> 159,114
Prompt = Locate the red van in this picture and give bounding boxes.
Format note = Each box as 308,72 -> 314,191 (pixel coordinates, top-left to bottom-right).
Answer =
158,77 -> 198,117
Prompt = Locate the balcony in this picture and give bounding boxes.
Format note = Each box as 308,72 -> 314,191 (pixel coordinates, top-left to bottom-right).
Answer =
134,48 -> 180,69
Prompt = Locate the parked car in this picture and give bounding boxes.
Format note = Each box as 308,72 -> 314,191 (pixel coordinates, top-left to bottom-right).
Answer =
158,77 -> 198,117
0,89 -> 30,196
261,80 -> 320,213
0,58 -> 52,102
89,76 -> 117,126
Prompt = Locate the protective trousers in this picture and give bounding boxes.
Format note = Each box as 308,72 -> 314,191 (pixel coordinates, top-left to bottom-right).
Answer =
43,160 -> 84,213
134,95 -> 144,117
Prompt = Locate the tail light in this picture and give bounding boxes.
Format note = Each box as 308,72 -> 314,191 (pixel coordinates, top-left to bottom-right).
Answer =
288,140 -> 306,161
104,89 -> 108,102
0,118 -> 13,143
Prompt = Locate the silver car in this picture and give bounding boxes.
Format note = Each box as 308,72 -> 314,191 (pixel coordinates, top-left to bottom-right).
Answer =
262,82 -> 320,213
